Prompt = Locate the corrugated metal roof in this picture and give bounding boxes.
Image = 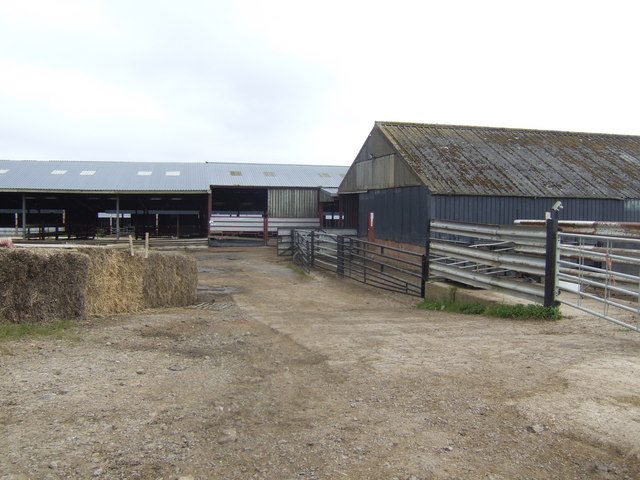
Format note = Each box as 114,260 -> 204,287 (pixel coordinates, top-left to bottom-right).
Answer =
204,162 -> 347,188
0,160 -> 348,192
376,122 -> 640,198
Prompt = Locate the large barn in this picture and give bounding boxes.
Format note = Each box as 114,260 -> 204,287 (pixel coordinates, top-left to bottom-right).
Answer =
0,160 -> 347,240
338,122 -> 640,247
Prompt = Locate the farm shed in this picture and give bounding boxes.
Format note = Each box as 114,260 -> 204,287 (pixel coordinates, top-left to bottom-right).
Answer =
338,122 -> 640,247
206,163 -> 347,237
0,160 -> 347,241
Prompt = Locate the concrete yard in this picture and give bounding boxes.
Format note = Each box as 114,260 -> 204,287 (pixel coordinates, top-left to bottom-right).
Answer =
1,246 -> 638,479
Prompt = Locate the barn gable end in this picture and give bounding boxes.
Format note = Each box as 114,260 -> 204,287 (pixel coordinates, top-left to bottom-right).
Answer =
339,121 -> 640,246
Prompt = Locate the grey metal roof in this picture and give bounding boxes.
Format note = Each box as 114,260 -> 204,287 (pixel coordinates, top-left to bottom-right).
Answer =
205,162 -> 347,188
376,122 -> 640,198
0,160 -> 348,192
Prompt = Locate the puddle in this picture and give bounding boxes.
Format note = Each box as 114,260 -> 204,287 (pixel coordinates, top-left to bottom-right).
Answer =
197,267 -> 226,273
197,285 -> 240,295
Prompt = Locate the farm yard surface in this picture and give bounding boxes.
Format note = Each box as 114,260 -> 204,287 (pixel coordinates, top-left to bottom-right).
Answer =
1,247 -> 639,480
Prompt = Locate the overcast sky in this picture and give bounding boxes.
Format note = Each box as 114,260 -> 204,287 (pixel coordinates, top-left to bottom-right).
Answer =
0,0 -> 638,165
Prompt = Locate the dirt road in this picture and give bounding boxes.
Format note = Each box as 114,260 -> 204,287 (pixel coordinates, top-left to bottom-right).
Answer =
1,246 -> 639,480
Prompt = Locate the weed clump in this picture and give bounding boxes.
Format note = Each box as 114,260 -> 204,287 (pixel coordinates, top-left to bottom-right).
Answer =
418,299 -> 561,321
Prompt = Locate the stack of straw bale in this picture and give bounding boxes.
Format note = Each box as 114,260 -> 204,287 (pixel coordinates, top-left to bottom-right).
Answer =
0,249 -> 90,323
0,247 -> 197,323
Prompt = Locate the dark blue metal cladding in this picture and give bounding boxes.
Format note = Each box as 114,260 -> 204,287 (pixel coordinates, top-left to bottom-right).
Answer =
357,187 -> 640,247
431,196 -> 640,223
624,199 -> 640,221
358,186 -> 430,245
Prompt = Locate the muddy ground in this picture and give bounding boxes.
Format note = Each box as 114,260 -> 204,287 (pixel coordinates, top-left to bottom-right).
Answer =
1,246 -> 639,480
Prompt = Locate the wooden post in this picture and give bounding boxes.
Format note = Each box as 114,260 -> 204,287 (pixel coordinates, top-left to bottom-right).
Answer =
128,235 -> 134,256
367,211 -> 375,242
145,232 -> 149,258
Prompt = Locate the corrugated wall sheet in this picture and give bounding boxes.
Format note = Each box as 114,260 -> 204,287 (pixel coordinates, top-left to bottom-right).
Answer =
355,187 -> 640,247
268,189 -> 319,218
358,186 -> 430,245
431,196 -> 640,224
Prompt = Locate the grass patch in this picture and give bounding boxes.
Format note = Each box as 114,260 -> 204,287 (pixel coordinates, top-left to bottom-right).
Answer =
417,299 -> 561,321
286,263 -> 314,279
0,319 -> 78,342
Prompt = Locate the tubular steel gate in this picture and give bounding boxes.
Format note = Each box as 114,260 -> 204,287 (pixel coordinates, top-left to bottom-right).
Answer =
429,218 -> 640,333
291,230 -> 427,297
557,231 -> 640,332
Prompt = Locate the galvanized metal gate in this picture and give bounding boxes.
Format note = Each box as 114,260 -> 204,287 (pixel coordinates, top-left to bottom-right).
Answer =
429,218 -> 640,332
556,230 -> 640,332
291,229 -> 427,297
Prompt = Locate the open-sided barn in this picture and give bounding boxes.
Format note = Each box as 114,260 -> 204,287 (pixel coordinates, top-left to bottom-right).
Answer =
338,121 -> 640,247
0,160 -> 347,240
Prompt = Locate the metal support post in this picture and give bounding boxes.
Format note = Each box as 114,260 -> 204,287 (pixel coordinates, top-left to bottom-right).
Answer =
424,221 -> 431,283
337,235 -> 345,277
263,214 -> 268,246
309,231 -> 315,267
21,193 -> 27,240
115,194 -> 121,240
544,202 -> 562,307
421,255 -> 428,298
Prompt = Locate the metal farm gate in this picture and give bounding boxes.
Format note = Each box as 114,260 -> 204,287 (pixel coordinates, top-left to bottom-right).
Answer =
285,218 -> 640,331
429,217 -> 640,333
556,228 -> 640,332
290,230 -> 427,297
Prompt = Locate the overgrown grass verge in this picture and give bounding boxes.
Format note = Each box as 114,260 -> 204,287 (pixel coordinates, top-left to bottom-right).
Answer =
417,299 -> 561,321
286,263 -> 314,279
0,319 -> 78,342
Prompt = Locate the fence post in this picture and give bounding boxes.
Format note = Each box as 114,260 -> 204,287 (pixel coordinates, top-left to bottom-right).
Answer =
424,221 -> 431,284
263,214 -> 269,246
337,235 -> 345,277
309,231 -> 315,268
544,207 -> 560,307
421,255 -> 427,298
291,230 -> 299,265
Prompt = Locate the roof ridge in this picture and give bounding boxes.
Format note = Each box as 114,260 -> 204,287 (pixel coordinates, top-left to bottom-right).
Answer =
374,121 -> 640,139
0,159 -> 350,168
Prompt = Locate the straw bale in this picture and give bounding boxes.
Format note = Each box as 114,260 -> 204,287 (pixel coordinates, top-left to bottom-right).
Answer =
0,247 -> 197,322
0,249 -> 90,323
143,251 -> 198,308
78,248 -> 145,315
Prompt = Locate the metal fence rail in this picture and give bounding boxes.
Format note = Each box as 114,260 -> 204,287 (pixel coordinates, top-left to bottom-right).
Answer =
429,220 -> 548,304
430,218 -> 640,332
279,228 -> 357,256
557,232 -> 640,332
291,229 -> 426,297
287,219 -> 640,332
